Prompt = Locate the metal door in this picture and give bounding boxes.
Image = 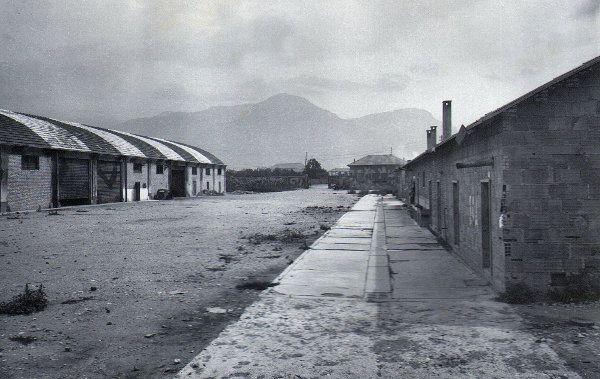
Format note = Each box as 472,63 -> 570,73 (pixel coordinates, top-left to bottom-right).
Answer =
59,158 -> 90,206
481,181 -> 492,270
170,168 -> 186,197
97,160 -> 121,204
453,182 -> 460,245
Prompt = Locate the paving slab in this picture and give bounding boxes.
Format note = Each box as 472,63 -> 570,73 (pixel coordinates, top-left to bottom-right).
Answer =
176,195 -> 580,379
326,228 -> 373,238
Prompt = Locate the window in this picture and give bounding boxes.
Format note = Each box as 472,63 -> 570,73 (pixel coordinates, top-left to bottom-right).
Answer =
156,164 -> 164,174
21,155 -> 39,170
205,168 -> 211,175
422,171 -> 425,187
133,163 -> 143,173
217,168 -> 222,175
192,167 -> 197,175
206,181 -> 210,190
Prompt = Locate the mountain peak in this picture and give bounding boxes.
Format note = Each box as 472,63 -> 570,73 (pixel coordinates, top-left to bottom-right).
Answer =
120,97 -> 439,169
260,93 -> 317,107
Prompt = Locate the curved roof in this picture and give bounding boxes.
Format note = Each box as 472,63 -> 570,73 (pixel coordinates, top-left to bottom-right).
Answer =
0,109 -> 224,165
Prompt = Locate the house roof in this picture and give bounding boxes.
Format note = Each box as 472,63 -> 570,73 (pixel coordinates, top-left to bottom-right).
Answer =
329,167 -> 350,173
404,55 -> 600,168
271,163 -> 305,171
0,109 -> 225,165
348,154 -> 404,166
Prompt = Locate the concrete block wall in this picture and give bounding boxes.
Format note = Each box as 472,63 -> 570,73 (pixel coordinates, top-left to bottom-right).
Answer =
501,64 -> 600,289
7,153 -> 53,212
186,165 -> 200,196
215,166 -> 225,193
203,166 -> 213,191
147,162 -> 169,198
126,161 -> 149,201
402,121 -> 506,290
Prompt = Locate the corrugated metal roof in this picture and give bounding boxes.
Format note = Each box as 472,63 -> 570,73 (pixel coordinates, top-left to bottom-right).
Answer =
181,144 -> 224,165
69,123 -> 146,158
0,109 -> 224,165
24,114 -> 121,156
93,127 -> 167,160
148,137 -> 198,163
153,138 -> 211,164
348,154 -> 404,166
118,132 -> 185,161
0,110 -> 90,152
0,113 -> 50,149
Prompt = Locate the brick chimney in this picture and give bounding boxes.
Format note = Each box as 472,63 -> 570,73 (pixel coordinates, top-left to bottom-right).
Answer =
428,126 -> 437,150
442,100 -> 452,141
426,129 -> 432,151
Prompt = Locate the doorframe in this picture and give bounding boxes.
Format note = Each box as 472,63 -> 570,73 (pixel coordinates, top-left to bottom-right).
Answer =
480,179 -> 492,272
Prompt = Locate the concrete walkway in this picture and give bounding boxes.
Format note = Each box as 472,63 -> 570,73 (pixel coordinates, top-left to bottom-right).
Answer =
176,195 -> 580,378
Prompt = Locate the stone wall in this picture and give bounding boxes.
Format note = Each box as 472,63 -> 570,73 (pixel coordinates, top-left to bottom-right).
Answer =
501,63 -> 600,289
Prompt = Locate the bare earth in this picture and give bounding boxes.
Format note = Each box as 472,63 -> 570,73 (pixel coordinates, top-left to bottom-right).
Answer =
2,186 -> 599,378
0,186 -> 357,379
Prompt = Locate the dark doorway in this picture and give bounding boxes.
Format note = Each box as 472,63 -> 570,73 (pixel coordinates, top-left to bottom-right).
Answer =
97,160 -> 121,204
171,168 -> 186,197
453,182 -> 460,245
134,182 -> 141,201
59,158 -> 90,206
436,181 -> 442,233
481,181 -> 492,270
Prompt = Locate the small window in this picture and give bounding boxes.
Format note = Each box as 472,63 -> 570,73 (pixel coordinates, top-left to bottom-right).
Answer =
21,155 -> 39,170
206,181 -> 210,190
192,167 -> 197,175
205,168 -> 211,175
217,168 -> 222,175
156,164 -> 164,174
133,163 -> 143,173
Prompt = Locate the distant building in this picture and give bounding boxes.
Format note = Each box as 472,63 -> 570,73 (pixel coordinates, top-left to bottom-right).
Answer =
398,56 -> 600,294
0,110 -> 226,212
271,163 -> 305,173
327,167 -> 352,189
348,154 -> 404,192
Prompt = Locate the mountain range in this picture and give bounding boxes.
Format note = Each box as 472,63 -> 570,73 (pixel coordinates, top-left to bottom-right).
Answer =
119,93 -> 439,169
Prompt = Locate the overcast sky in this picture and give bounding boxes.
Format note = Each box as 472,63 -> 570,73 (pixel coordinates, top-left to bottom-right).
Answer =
0,0 -> 598,127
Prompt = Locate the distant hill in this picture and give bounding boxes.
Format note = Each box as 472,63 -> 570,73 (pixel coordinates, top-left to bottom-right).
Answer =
119,93 -> 439,169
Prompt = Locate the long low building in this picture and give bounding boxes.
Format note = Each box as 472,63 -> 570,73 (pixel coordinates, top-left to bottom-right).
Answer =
0,109 -> 226,212
398,56 -> 599,295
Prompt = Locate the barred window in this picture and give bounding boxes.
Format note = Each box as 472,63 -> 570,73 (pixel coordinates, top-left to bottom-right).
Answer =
133,163 -> 143,173
156,164 -> 164,174
205,168 -> 211,175
192,167 -> 197,175
217,168 -> 222,175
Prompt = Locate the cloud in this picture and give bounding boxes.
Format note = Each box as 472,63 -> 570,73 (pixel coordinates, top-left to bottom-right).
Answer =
0,0 -> 598,125
576,0 -> 600,18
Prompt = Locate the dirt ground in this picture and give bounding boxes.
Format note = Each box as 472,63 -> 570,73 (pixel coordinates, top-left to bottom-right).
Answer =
0,185 -> 357,379
513,301 -> 600,378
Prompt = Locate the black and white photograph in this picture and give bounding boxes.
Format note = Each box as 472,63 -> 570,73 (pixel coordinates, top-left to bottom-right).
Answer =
1,1 -> 599,378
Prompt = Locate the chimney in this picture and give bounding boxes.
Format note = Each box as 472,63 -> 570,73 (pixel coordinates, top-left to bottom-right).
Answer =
426,129 -> 432,151
428,126 -> 437,150
442,100 -> 452,141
